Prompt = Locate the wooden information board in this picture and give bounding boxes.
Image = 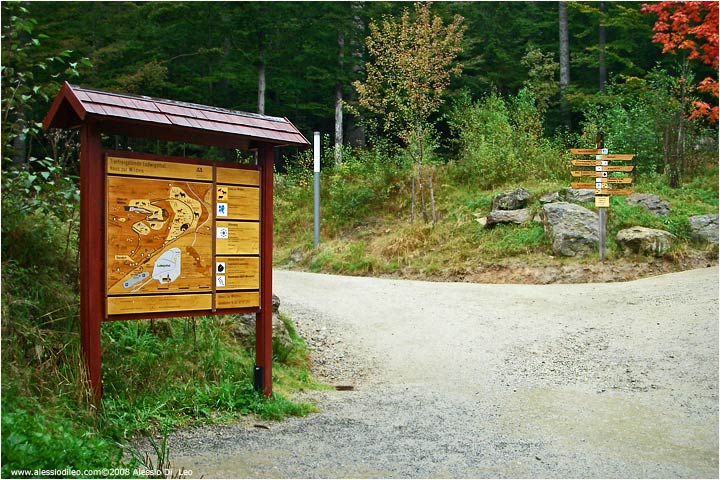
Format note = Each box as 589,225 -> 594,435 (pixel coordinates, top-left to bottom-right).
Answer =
106,154 -> 261,317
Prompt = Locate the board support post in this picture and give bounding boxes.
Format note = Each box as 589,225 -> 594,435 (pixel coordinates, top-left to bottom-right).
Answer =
599,207 -> 607,262
256,144 -> 274,397
79,122 -> 104,405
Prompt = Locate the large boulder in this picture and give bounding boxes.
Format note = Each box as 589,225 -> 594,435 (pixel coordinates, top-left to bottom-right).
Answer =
689,214 -> 719,245
539,191 -> 561,204
485,208 -> 533,228
626,193 -> 670,216
492,188 -> 531,211
564,188 -> 595,203
616,226 -> 676,257
540,202 -> 599,256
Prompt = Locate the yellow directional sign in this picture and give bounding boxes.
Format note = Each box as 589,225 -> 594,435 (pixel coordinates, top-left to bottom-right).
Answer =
571,159 -> 605,166
570,172 -> 635,181
595,188 -> 632,195
595,154 -> 634,160
572,182 -> 600,189
601,177 -> 633,184
595,165 -> 634,172
570,148 -> 608,155
595,196 -> 610,208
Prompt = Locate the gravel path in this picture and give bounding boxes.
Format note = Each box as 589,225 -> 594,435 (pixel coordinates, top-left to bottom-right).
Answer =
167,267 -> 719,478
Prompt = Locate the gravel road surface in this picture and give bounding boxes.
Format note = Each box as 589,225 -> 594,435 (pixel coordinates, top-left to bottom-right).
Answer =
168,267 -> 719,478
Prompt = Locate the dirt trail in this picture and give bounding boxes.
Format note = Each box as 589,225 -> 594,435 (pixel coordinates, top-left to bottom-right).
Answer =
167,267 -> 719,478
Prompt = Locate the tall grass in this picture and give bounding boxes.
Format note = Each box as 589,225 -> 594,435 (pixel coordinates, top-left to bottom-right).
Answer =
1,207 -> 318,477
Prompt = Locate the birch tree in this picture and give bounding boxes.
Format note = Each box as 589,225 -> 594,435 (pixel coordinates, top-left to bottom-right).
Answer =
354,2 -> 464,224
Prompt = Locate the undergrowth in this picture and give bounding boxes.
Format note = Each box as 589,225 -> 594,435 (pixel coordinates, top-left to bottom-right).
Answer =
1,209 -> 319,478
274,148 -> 718,279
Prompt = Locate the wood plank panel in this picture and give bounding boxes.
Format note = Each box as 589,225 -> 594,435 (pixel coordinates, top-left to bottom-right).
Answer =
216,291 -> 260,309
216,221 -> 259,255
107,156 -> 213,181
216,167 -> 260,186
215,256 -> 260,290
216,185 -> 260,220
108,293 -> 212,315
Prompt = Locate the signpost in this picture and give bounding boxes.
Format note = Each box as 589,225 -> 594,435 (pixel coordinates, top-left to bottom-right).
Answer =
43,83 -> 309,403
569,134 -> 634,261
314,131 -> 321,248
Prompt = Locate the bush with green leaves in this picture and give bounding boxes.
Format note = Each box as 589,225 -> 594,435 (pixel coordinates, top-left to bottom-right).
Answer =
579,68 -> 718,179
448,89 -> 565,189
326,139 -> 409,228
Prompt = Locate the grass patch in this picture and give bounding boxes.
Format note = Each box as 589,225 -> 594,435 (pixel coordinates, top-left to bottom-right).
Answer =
274,161 -> 718,278
2,210 -> 319,478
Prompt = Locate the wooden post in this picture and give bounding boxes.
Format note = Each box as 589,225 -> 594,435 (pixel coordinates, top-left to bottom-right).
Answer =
596,132 -> 607,262
256,144 -> 274,397
79,122 -> 104,405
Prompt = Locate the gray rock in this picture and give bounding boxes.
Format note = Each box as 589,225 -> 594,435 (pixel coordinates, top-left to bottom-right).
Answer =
689,214 -> 719,244
539,191 -> 561,204
626,193 -> 671,216
229,294 -> 288,347
475,216 -> 488,227
616,226 -> 676,257
565,188 -> 595,203
540,202 -> 599,256
486,208 -> 533,228
492,188 -> 531,211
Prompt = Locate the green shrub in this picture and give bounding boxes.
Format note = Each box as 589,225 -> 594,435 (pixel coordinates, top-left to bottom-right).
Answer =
448,89 -> 565,189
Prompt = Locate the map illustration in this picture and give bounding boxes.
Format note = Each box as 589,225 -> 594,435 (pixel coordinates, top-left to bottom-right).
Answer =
106,176 -> 213,295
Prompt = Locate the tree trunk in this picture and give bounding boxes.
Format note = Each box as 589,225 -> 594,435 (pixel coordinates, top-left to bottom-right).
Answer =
257,61 -> 266,115
417,129 -> 428,224
428,173 -> 437,226
335,32 -> 344,165
12,109 -> 27,166
599,2 -> 607,92
410,175 -> 415,223
558,1 -> 571,130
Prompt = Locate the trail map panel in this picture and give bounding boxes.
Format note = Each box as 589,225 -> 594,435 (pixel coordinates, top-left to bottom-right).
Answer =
105,154 -> 262,317
106,175 -> 213,296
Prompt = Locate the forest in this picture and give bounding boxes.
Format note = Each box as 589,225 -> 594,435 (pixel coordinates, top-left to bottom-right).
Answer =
1,1 -> 718,476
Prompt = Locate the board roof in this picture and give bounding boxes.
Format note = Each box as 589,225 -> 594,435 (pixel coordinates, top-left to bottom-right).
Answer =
43,82 -> 309,149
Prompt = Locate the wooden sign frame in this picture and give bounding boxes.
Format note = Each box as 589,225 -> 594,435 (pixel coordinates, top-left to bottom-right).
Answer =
43,83 -> 310,403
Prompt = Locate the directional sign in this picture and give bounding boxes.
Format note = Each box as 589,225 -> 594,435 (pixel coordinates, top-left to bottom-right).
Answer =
570,174 -> 635,182
595,196 -> 610,208
570,148 -> 608,155
572,182 -> 601,189
595,154 -> 634,160
598,177 -> 633,184
595,188 -> 632,195
595,165 -> 634,172
571,159 -> 610,166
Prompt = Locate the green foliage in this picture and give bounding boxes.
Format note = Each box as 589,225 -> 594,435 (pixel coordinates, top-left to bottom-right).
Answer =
578,66 -> 718,184
326,141 -> 408,228
448,89 -> 566,189
2,394 -> 123,478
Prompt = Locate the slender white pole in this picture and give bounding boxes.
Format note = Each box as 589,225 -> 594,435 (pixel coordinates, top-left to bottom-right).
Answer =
313,132 -> 320,248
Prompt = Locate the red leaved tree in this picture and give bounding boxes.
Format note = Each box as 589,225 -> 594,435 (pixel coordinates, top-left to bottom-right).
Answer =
642,1 -> 719,123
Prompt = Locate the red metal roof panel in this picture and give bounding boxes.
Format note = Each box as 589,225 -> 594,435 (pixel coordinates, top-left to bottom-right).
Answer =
44,83 -> 309,146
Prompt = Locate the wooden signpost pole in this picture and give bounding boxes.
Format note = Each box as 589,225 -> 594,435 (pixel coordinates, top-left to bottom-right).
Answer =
256,144 -> 274,397
79,122 -> 104,404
